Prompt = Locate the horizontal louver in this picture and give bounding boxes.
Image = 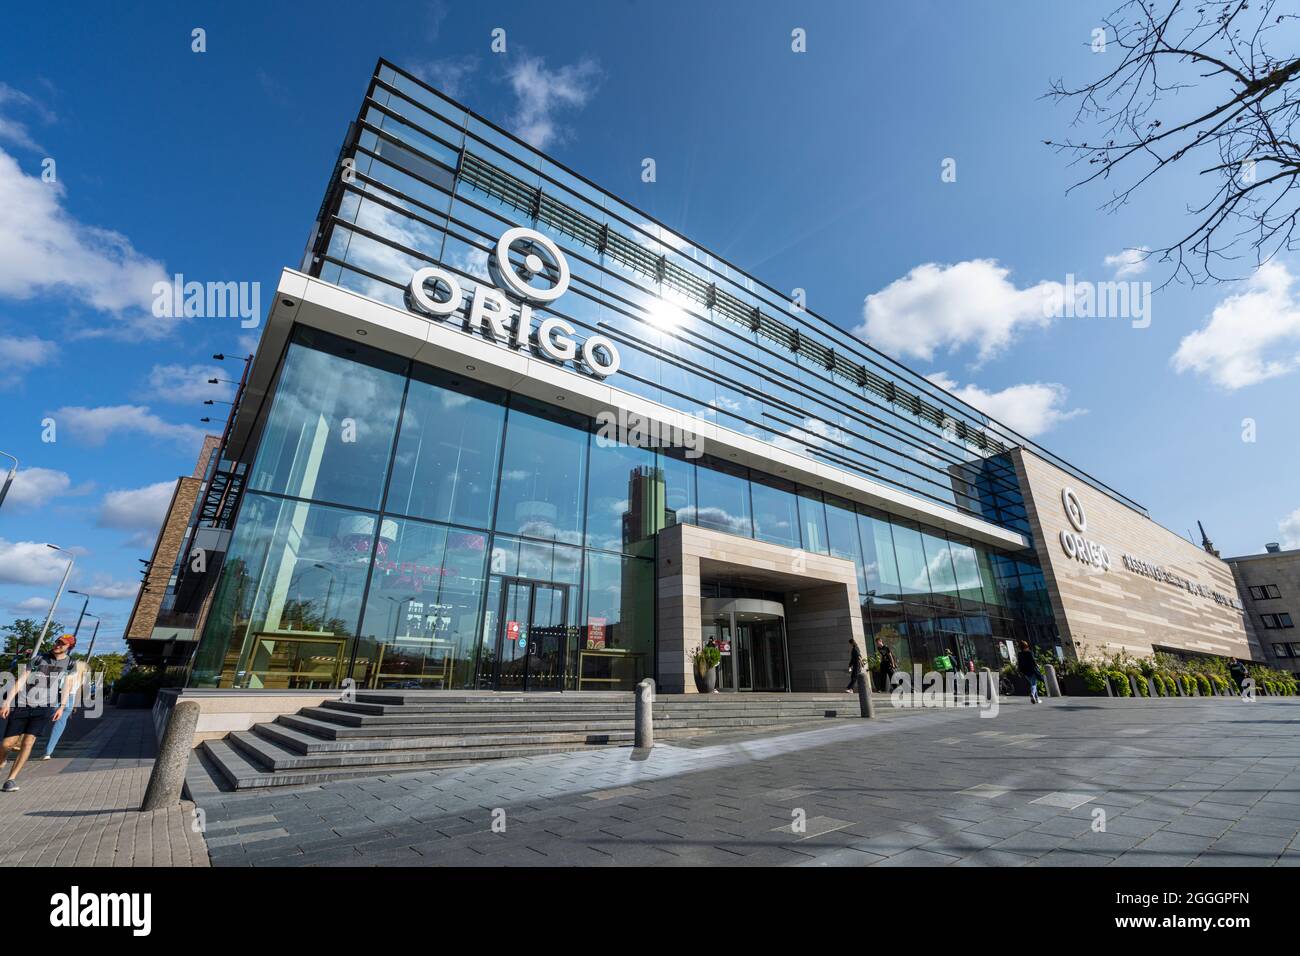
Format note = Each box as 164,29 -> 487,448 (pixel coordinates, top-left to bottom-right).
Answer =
453,148 -> 1006,457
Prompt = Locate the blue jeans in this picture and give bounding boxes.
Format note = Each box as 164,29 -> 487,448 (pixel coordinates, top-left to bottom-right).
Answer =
1026,674 -> 1041,700
43,706 -> 73,757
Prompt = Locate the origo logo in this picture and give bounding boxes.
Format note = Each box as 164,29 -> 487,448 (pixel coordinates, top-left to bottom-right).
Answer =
1058,486 -> 1110,571
406,227 -> 621,378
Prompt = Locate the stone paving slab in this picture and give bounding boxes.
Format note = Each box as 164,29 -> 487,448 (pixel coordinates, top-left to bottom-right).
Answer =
0,708 -> 210,867
189,696 -> 1300,867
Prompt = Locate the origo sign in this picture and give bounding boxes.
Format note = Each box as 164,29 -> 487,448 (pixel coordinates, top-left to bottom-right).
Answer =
406,227 -> 621,379
1058,487 -> 1111,571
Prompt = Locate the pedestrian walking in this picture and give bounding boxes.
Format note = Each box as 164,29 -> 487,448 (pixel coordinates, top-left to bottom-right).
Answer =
0,633 -> 76,792
875,638 -> 897,692
846,639 -> 864,693
42,657 -> 86,760
1228,657 -> 1248,693
1017,640 -> 1043,704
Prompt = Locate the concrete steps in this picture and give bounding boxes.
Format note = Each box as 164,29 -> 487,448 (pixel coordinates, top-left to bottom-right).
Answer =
194,691 -> 862,790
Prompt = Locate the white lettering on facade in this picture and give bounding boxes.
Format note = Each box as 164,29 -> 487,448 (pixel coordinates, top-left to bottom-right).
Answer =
407,227 -> 620,378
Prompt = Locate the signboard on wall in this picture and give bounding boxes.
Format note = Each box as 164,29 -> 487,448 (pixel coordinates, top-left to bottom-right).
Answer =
587,617 -> 606,649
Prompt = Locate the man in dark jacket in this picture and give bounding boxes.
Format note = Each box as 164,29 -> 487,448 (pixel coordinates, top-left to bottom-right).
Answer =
1229,658 -> 1249,693
846,640 -> 864,693
875,638 -> 897,692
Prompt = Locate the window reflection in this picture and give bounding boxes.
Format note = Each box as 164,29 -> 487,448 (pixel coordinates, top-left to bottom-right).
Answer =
386,366 -> 506,528
249,327 -> 406,510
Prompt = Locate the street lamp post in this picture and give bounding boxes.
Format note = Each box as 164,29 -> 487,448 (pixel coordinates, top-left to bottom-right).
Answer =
0,451 -> 16,513
82,615 -> 102,661
32,544 -> 75,666
66,590 -> 90,640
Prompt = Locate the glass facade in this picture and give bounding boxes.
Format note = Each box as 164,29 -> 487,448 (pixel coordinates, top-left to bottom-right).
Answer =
308,60 -> 1146,529
189,60 -> 1071,692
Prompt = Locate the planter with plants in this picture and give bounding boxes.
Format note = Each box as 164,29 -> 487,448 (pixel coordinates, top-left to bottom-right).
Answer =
691,644 -> 722,693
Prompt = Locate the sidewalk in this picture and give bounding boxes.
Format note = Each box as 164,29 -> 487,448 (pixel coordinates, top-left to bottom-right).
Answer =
0,706 -> 210,867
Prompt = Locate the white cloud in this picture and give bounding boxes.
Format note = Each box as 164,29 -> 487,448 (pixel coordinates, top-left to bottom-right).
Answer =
145,363 -> 233,403
2,467 -> 92,508
929,372 -> 1086,438
1104,246 -> 1150,277
0,539 -> 73,586
79,576 -> 140,601
505,55 -> 601,150
857,260 -> 1061,364
97,480 -> 176,533
1280,508 -> 1300,550
0,147 -> 172,338
1171,261 -> 1300,389
10,596 -> 52,613
48,404 -> 203,449
0,83 -> 52,151
413,55 -> 480,99
0,334 -> 58,380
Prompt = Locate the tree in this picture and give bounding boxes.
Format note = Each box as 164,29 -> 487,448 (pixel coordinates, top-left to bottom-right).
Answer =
85,652 -> 127,684
1047,0 -> 1300,284
1,617 -> 65,661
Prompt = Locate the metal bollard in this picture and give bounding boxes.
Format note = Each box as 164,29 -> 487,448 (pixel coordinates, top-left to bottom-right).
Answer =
141,699 -> 201,811
634,678 -> 654,749
855,669 -> 875,718
980,667 -> 994,702
1044,664 -> 1061,698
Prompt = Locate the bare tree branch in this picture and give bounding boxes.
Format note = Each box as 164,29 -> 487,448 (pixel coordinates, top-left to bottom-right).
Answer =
1047,0 -> 1300,285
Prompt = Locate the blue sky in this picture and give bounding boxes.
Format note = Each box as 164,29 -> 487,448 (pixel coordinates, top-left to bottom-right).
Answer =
1,0 -> 1298,653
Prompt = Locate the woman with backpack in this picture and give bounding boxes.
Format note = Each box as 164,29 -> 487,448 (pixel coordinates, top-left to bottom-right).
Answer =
1017,640 -> 1043,704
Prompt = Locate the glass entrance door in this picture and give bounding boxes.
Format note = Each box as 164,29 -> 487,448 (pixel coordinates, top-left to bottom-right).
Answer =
494,579 -> 569,691
702,598 -> 790,693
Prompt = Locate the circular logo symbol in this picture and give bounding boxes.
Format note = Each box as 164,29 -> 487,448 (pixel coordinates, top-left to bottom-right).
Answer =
492,227 -> 570,304
1062,487 -> 1087,532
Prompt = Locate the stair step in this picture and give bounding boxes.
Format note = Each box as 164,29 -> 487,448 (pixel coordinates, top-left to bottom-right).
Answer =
265,718 -> 639,750
230,728 -> 635,770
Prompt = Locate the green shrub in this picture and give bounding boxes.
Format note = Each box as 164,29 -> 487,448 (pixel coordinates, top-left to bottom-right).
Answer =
1210,675 -> 1228,695
1130,671 -> 1150,697
1195,674 -> 1212,696
1079,663 -> 1108,694
1109,670 -> 1132,697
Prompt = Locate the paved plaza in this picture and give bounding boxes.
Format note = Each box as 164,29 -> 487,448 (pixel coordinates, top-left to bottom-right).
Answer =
191,695 -> 1300,867
0,708 -> 209,867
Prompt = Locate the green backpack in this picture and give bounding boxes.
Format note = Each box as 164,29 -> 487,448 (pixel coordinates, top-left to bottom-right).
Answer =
935,654 -> 953,672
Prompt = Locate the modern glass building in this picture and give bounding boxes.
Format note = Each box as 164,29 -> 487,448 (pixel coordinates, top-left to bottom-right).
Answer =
187,59 -> 1150,694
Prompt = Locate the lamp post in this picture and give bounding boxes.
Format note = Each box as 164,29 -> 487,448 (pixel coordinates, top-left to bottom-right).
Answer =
66,589 -> 90,641
32,544 -> 75,666
0,451 -> 16,513
81,614 -> 101,661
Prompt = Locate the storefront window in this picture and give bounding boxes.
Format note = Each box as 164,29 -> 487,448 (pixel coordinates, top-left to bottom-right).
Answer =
825,494 -> 866,594
248,327 -> 407,510
660,448 -> 697,527
890,521 -> 932,598
385,365 -> 506,529
189,493 -> 373,688
586,432 -> 656,554
796,488 -> 830,556
580,552 -> 654,690
695,456 -> 752,538
349,518 -> 489,690
921,531 -> 960,610
494,398 -> 589,545
750,473 -> 800,548
858,508 -> 902,602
